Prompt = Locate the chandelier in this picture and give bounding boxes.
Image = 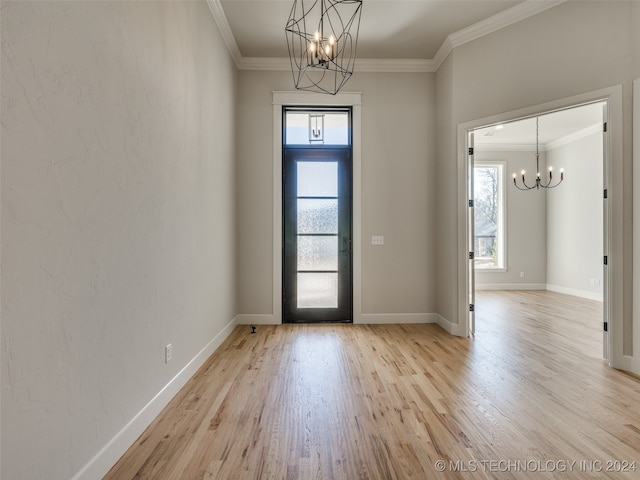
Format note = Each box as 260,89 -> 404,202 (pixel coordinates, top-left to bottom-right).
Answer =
513,117 -> 564,190
285,0 -> 363,95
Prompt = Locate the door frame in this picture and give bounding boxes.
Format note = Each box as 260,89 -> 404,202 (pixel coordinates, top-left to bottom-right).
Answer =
468,132 -> 475,337
457,85 -> 623,368
273,91 -> 362,324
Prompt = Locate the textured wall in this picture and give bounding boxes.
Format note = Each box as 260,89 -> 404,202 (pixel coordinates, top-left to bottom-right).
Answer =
1,1 -> 237,478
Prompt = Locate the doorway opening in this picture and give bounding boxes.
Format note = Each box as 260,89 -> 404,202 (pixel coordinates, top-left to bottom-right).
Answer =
467,101 -> 608,358
282,107 -> 353,323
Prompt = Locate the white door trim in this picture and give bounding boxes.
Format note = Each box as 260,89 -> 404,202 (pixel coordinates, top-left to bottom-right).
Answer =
272,91 -> 362,323
632,78 -> 640,375
457,86 -> 622,370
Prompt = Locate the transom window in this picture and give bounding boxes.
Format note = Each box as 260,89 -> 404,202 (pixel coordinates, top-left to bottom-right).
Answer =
284,109 -> 350,146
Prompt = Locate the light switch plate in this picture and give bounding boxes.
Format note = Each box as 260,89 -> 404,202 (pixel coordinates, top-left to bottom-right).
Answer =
371,235 -> 384,245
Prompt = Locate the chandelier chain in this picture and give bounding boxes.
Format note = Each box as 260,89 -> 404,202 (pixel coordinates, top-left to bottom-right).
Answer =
512,116 -> 564,190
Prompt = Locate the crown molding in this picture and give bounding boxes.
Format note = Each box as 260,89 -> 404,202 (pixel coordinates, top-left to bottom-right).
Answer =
546,123 -> 602,151
206,0 -> 242,68
475,143 -> 540,152
237,57 -> 434,73
474,123 -> 601,152
432,0 -> 567,70
208,0 -> 567,73
432,36 -> 454,71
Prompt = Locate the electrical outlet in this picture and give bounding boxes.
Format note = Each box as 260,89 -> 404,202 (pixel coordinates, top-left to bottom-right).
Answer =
165,344 -> 173,364
371,235 -> 384,246
520,272 -> 525,278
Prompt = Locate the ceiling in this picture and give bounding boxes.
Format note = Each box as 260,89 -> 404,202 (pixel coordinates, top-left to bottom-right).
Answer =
212,0 -> 594,143
211,0 -> 566,70
219,0 -> 523,59
474,102 -> 605,150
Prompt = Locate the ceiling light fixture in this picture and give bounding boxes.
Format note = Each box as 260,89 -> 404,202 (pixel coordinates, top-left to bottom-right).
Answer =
285,0 -> 363,95
513,117 -> 564,190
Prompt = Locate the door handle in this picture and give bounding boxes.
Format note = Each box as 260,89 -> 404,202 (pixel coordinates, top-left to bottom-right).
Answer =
341,236 -> 352,253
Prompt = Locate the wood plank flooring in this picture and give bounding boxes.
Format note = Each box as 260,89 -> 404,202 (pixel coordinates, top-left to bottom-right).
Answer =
105,291 -> 640,479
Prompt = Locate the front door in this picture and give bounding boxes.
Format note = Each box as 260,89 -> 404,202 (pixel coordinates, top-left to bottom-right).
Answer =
282,110 -> 352,323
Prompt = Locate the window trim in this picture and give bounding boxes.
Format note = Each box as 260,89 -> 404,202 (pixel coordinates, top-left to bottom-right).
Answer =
271,91 -> 363,324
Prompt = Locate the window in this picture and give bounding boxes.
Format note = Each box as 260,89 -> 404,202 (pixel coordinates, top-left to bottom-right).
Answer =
474,162 -> 505,269
284,109 -> 350,145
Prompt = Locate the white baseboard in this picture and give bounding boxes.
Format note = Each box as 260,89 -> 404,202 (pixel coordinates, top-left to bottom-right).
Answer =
546,284 -> 603,302
238,312 -> 443,325
236,314 -> 281,325
359,312 -> 469,337
356,313 -> 436,324
476,283 -> 603,301
72,316 -> 238,480
434,314 -> 467,336
475,283 -> 546,290
237,311 -> 468,336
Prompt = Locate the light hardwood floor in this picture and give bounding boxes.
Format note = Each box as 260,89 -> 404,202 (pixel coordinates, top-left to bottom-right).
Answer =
105,291 -> 640,479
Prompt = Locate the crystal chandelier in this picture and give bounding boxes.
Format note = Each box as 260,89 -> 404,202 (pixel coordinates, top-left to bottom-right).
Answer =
513,117 -> 564,190
285,0 -> 363,95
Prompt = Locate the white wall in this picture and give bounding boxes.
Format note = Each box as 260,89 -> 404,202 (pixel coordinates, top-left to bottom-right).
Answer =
435,1 -> 634,364
474,150 -> 547,289
236,71 -> 436,319
1,2 -> 238,479
434,53 -> 459,332
547,131 -> 603,300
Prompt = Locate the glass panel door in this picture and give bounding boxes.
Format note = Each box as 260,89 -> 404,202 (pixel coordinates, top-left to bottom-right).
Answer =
283,148 -> 352,323
297,161 -> 338,308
